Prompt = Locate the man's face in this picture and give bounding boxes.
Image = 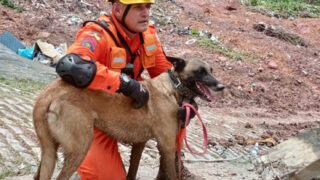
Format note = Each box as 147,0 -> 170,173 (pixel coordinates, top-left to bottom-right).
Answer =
116,3 -> 152,33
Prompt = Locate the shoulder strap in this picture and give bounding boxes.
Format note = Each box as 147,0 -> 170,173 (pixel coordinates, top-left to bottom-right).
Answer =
83,20 -> 145,79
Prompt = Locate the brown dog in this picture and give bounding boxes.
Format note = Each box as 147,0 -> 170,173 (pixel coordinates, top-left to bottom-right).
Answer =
33,57 -> 224,180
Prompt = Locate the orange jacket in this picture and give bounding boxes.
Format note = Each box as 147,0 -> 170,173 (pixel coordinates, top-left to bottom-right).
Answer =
67,13 -> 172,93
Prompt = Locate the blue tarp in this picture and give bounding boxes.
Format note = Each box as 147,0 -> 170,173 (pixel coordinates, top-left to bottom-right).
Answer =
0,32 -> 26,53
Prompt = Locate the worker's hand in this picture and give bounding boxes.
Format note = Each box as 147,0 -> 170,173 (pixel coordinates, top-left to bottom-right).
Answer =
177,98 -> 198,128
118,74 -> 149,109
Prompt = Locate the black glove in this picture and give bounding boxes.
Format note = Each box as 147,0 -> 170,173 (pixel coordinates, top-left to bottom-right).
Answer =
118,74 -> 149,109
177,98 -> 198,128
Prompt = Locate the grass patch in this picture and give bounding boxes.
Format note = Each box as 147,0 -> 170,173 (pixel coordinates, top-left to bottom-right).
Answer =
197,37 -> 258,62
0,0 -> 25,12
242,0 -> 320,18
0,169 -> 16,179
0,77 -> 46,92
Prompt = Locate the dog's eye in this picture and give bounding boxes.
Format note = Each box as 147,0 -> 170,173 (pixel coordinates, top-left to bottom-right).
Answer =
198,67 -> 207,75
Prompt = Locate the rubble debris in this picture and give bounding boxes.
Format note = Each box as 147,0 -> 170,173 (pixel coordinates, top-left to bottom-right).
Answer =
253,22 -> 309,47
247,138 -> 277,147
32,40 -> 67,66
260,128 -> 320,179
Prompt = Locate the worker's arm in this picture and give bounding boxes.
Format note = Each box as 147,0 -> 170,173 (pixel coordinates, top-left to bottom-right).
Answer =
61,24 -> 121,92
56,24 -> 149,107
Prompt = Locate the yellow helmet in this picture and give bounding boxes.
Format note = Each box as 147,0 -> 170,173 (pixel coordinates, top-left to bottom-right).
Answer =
106,0 -> 155,4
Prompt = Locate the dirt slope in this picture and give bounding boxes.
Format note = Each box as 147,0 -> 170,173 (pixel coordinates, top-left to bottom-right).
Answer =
1,0 -> 320,179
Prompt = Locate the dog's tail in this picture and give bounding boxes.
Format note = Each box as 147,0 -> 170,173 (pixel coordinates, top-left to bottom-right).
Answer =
33,93 -> 58,180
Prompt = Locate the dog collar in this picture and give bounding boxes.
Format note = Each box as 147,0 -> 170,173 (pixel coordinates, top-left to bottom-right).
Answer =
167,69 -> 195,100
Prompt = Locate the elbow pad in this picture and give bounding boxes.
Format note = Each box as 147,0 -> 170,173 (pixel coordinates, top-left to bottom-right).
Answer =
56,53 -> 97,88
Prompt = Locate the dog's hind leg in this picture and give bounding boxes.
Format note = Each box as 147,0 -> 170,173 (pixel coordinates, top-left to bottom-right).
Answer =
55,127 -> 94,180
52,104 -> 94,180
127,141 -> 147,180
56,141 -> 92,180
33,102 -> 59,180
34,137 -> 58,180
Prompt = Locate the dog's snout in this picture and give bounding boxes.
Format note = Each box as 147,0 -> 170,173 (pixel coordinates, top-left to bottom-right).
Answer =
217,83 -> 225,91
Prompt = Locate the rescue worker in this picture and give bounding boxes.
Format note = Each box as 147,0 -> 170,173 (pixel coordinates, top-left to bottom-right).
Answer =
56,0 -> 198,179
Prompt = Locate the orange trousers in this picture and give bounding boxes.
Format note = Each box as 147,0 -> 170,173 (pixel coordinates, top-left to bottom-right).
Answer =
78,128 -> 186,180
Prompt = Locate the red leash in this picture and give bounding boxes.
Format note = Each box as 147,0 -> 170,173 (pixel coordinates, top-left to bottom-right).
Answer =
177,103 -> 208,180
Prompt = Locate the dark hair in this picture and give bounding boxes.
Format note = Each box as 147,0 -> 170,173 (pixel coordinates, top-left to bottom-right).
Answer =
110,0 -> 119,4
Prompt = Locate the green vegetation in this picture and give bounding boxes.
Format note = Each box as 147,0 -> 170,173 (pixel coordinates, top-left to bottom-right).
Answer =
197,37 -> 258,62
0,169 -> 16,180
242,0 -> 320,17
0,0 -> 25,12
0,77 -> 46,92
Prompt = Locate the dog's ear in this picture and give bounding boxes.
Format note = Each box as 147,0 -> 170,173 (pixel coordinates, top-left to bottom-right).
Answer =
166,56 -> 186,73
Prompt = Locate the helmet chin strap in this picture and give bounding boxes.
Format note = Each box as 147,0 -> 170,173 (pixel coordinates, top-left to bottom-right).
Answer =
116,5 -> 138,34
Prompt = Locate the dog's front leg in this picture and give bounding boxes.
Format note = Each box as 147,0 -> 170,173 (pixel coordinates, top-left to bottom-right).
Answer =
127,141 -> 147,180
156,137 -> 176,180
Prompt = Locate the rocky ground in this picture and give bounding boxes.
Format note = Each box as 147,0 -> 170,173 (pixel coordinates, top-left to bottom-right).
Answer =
0,0 -> 320,179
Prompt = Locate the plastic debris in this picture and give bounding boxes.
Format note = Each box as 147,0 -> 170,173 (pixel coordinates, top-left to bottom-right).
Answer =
68,16 -> 83,25
247,138 -> 277,146
99,11 -> 107,16
210,35 -> 219,42
33,52 -> 52,66
250,142 -> 259,158
18,47 -> 34,60
185,39 -> 197,45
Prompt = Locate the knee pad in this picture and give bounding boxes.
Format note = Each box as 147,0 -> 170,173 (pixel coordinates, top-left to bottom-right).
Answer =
56,53 -> 97,88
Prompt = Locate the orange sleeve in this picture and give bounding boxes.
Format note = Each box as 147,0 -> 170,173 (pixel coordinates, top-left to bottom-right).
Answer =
146,26 -> 173,78
67,24 -> 121,93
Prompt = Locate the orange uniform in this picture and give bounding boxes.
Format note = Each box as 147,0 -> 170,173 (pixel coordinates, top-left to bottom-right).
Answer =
67,13 -> 185,180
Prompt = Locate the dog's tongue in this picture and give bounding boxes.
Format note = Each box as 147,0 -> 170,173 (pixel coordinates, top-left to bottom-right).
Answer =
199,83 -> 214,101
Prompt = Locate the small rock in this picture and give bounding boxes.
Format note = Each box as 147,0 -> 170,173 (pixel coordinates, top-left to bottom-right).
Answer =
273,75 -> 280,81
248,72 -> 255,77
267,52 -> 274,57
38,31 -> 51,38
253,22 -> 267,32
218,56 -> 227,61
247,164 -> 255,171
267,60 -> 278,69
245,122 -> 253,128
225,6 -> 237,11
302,70 -> 308,76
258,66 -> 264,72
230,172 -> 237,176
294,79 -> 302,85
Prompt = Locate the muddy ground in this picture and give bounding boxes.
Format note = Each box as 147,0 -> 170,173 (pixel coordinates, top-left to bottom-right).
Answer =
0,0 -> 320,179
